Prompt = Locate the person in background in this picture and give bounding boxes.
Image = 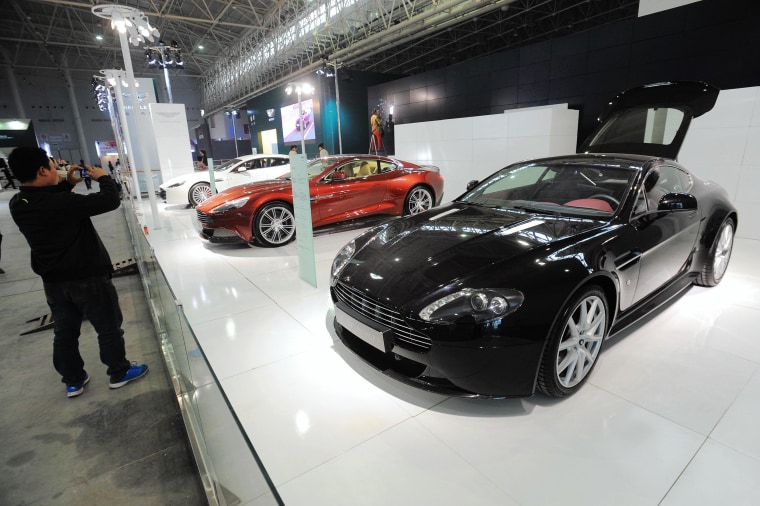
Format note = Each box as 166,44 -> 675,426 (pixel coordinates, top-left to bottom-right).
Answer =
107,160 -> 115,175
1,157 -> 16,189
80,159 -> 92,190
370,109 -> 383,152
318,143 -> 328,158
7,147 -> 148,398
289,146 -> 298,155
197,150 -> 208,170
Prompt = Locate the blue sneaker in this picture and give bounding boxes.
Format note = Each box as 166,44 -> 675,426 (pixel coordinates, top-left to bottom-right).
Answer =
66,373 -> 90,398
109,363 -> 149,389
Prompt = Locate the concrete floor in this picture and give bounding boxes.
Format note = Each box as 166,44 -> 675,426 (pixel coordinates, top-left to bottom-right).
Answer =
0,186 -> 207,506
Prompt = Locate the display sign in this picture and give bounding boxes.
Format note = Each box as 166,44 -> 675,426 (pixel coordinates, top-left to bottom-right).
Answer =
289,153 -> 317,287
281,99 -> 315,143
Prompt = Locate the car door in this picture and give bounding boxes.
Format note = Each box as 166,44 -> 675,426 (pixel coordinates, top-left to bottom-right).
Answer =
630,164 -> 700,302
245,157 -> 290,182
580,81 -> 719,159
313,160 -> 388,225
217,159 -> 253,191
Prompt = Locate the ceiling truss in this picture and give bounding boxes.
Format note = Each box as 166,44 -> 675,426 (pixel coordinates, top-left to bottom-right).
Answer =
0,0 -> 638,114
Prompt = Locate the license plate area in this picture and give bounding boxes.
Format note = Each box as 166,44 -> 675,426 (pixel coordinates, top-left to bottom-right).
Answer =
335,303 -> 392,353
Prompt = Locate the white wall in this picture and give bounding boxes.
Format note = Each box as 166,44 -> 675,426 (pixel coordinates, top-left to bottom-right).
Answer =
679,86 -> 760,240
638,0 -> 701,17
395,104 -> 579,200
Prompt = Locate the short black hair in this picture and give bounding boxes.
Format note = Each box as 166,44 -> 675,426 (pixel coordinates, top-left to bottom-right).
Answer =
318,143 -> 324,149
8,146 -> 50,183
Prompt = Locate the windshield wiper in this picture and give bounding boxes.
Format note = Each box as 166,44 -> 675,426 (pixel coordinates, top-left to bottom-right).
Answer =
511,204 -> 563,216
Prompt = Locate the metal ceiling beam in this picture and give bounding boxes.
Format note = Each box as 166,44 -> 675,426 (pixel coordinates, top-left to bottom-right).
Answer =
27,0 -> 262,29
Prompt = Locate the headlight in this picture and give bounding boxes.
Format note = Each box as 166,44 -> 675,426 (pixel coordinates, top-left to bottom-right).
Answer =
166,181 -> 185,188
419,288 -> 524,324
330,240 -> 355,286
210,196 -> 250,213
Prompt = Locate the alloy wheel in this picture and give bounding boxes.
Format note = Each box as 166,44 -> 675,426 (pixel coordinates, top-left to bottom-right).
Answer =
555,294 -> 606,388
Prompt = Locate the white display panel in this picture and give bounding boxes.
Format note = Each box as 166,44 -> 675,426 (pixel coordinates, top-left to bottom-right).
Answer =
679,86 -> 760,240
395,104 -> 579,200
148,103 -> 195,183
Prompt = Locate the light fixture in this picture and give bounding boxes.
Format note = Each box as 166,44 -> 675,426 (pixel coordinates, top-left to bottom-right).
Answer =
94,5 -> 158,47
93,4 -> 162,228
95,34 -> 103,41
144,41 -> 183,103
285,82 -> 313,96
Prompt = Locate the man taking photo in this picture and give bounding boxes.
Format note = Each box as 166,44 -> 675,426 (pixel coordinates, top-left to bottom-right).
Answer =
7,147 -> 147,398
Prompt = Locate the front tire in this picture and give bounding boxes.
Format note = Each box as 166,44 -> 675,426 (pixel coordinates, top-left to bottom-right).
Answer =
696,217 -> 735,287
404,186 -> 434,215
189,182 -> 212,207
253,202 -> 295,247
537,287 -> 608,397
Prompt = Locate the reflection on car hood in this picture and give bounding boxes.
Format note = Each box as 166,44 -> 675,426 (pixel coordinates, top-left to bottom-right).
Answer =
197,179 -> 292,210
343,203 -> 606,304
159,169 -> 225,189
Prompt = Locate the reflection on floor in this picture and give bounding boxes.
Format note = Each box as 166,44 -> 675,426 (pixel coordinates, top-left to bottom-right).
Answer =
145,199 -> 760,505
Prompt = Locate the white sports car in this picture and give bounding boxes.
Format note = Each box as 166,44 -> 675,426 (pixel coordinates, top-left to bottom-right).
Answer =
158,154 -> 291,206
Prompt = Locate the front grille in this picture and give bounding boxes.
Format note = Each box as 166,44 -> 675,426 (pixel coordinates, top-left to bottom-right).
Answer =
334,282 -> 431,351
196,210 -> 210,225
158,189 -> 166,200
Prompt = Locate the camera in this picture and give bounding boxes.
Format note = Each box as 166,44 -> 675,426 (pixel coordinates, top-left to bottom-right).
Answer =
79,168 -> 87,178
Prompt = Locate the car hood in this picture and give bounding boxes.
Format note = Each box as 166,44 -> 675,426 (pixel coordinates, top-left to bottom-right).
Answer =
197,179 -> 292,211
159,169 -> 228,189
340,203 -> 606,305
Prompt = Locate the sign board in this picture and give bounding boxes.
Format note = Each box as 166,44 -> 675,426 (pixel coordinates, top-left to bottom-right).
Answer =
289,153 -> 317,287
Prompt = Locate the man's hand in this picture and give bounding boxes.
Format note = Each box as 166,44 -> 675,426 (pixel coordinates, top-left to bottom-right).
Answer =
66,165 -> 83,184
88,166 -> 108,180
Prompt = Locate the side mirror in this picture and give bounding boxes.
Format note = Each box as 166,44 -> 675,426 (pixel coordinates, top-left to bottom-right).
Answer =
658,193 -> 697,212
466,179 -> 479,191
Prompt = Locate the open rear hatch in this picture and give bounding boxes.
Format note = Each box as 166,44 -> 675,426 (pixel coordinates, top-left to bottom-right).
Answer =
579,81 -> 719,160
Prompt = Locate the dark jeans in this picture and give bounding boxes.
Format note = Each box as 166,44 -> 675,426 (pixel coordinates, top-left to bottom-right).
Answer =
44,275 -> 130,385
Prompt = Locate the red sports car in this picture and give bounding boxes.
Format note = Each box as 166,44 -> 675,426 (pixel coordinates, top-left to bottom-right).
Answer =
194,155 -> 445,247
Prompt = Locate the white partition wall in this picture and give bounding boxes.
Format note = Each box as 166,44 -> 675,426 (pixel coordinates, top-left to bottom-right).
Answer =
148,103 -> 195,182
679,86 -> 760,240
395,104 -> 579,200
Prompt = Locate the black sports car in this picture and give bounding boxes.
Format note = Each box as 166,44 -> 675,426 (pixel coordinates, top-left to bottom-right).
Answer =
330,81 -> 738,398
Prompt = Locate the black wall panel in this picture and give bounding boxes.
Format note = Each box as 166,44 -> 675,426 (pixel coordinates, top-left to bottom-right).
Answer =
370,0 -> 760,153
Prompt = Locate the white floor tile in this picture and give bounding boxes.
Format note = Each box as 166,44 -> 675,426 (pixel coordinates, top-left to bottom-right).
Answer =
220,348 -> 414,486
277,418 -> 519,506
591,300 -> 757,435
416,386 -> 705,506
661,438 -> 760,505
193,304 -> 328,380
710,368 -> 760,461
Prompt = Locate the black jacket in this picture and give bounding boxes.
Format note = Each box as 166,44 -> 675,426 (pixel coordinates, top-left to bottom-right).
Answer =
9,176 -> 121,282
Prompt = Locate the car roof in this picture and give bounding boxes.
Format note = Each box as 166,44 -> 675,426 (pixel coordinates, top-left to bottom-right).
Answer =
526,152 -> 658,170
234,153 -> 289,161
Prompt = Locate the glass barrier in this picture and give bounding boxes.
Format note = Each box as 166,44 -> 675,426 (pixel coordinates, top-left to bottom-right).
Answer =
122,204 -> 283,506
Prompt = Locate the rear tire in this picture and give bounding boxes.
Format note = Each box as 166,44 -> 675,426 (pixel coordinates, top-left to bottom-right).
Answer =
537,286 -> 608,397
404,186 -> 434,215
189,182 -> 212,207
696,217 -> 735,287
253,202 -> 295,247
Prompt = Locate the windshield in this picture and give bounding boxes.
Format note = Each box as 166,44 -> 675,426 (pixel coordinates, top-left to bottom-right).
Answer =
460,162 -> 636,215
214,158 -> 242,172
280,158 -> 334,180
